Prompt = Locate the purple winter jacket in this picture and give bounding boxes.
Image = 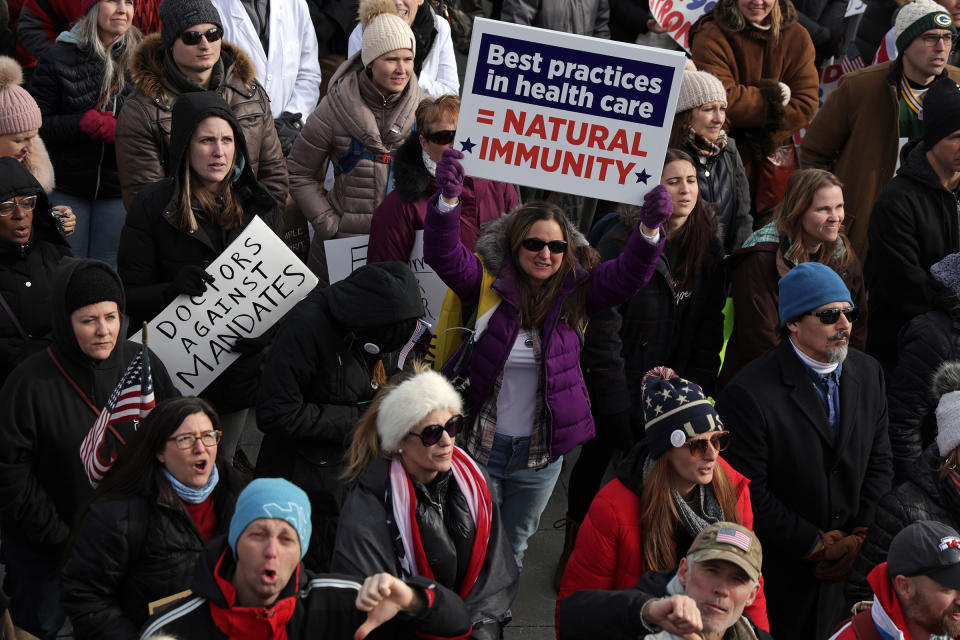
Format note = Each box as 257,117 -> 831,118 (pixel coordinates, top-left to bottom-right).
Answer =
423,195 -> 665,460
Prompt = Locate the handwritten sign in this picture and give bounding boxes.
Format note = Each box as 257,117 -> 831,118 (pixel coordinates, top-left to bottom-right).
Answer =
139,217 -> 318,395
649,0 -> 715,51
325,231 -> 447,327
457,19 -> 686,205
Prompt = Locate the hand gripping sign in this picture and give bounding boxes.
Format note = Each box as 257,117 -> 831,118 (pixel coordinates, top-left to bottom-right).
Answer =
457,19 -> 686,205
649,0 -> 716,51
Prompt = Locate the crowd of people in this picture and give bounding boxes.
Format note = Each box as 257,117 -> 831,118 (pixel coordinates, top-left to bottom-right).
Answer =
0,0 -> 958,638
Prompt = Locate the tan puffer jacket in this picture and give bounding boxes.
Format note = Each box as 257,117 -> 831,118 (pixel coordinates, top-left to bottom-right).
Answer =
288,52 -> 423,283
115,34 -> 289,210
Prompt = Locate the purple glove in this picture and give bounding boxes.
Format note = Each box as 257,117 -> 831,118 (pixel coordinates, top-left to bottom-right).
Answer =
436,148 -> 465,200
636,184 -> 673,230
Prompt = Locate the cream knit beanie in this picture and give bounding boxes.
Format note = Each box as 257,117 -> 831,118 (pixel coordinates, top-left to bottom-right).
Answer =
677,70 -> 728,113
359,0 -> 416,67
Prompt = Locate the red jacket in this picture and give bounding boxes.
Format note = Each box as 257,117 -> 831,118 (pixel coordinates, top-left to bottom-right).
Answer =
557,455 -> 769,631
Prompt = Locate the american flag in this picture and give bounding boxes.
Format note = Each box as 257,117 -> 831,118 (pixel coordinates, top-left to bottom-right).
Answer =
78,345 -> 155,487
716,527 -> 753,552
840,43 -> 865,75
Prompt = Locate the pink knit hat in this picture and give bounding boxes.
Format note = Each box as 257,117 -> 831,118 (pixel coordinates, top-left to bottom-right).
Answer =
0,57 -> 41,136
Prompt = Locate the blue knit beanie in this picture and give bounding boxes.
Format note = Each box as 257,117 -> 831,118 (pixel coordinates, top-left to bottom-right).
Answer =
228,478 -> 312,560
778,262 -> 853,326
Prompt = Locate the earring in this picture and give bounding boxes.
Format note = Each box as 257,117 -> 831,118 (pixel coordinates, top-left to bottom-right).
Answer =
397,448 -> 403,454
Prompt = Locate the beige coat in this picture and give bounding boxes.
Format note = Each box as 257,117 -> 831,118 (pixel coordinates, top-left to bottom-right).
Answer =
287,53 -> 423,283
115,34 -> 288,209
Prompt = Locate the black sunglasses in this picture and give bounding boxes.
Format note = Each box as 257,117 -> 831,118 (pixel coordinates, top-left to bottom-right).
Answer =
806,307 -> 859,325
684,431 -> 730,457
407,414 -> 464,447
180,27 -> 223,46
521,237 -> 568,254
424,129 -> 456,145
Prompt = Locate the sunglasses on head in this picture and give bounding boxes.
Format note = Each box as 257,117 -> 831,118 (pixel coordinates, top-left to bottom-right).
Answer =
806,307 -> 858,325
180,27 -> 223,46
684,431 -> 730,457
407,414 -> 464,447
424,129 -> 456,145
521,237 -> 568,254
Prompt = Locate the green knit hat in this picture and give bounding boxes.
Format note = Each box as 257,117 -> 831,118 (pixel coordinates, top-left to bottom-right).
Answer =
895,0 -> 956,52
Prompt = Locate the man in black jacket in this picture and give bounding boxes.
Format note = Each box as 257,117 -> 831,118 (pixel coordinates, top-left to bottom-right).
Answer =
140,478 -> 472,640
558,522 -> 771,640
717,262 -> 892,640
866,77 -> 960,366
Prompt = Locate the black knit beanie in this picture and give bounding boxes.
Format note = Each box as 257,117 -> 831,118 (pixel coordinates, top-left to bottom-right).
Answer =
923,78 -> 960,148
159,0 -> 223,50
65,263 -> 123,316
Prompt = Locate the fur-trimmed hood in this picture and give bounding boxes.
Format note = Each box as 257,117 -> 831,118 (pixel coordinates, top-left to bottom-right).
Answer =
129,33 -> 257,106
394,130 -> 435,203
696,0 -> 798,38
472,215 -> 590,279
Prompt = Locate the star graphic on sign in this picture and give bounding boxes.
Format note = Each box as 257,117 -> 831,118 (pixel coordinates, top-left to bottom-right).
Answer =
460,138 -> 476,154
653,403 -> 664,415
657,388 -> 673,400
635,168 -> 651,184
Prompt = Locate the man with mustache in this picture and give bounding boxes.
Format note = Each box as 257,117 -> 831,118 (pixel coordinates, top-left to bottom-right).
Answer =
830,520 -> 960,640
717,262 -> 893,640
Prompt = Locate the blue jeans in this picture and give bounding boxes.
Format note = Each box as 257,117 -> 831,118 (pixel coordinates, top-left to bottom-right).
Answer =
484,433 -> 563,568
1,535 -> 65,640
52,190 -> 127,267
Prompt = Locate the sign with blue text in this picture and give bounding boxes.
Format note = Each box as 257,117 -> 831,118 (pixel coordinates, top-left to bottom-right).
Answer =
458,19 -> 686,204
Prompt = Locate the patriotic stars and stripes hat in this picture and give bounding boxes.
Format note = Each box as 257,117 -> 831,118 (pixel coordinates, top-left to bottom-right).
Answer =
641,366 -> 725,460
688,522 -> 762,582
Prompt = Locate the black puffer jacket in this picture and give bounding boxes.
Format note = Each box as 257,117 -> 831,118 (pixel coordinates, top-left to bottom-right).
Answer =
0,157 -> 71,387
683,137 -> 752,254
117,91 -> 281,413
846,444 -> 960,604
60,461 -> 241,640
332,459 -> 519,640
866,138 -> 960,364
0,259 -> 177,559
28,32 -> 132,200
256,262 -> 424,571
888,296 -> 960,480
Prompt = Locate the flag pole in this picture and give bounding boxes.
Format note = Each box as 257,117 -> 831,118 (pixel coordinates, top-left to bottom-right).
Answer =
141,321 -> 148,347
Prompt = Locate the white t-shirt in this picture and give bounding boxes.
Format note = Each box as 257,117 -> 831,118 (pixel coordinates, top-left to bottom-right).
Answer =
495,332 -> 538,437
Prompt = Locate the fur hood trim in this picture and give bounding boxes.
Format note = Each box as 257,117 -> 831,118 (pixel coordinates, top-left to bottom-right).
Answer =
26,136 -> 55,194
394,132 -> 433,202
472,213 -> 589,278
130,34 -> 257,104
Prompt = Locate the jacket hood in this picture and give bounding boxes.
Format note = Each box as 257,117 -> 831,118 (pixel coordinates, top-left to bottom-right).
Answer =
898,138 -> 955,191
0,156 -> 66,258
167,91 -> 252,185
473,215 -> 590,278
394,131 -> 435,203
696,0 -> 798,35
326,261 -> 424,329
51,258 -> 128,364
616,440 -> 652,497
130,34 -> 257,105
866,563 -> 916,638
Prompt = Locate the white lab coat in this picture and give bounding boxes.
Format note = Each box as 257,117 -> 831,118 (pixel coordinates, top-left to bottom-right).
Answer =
347,11 -> 460,99
211,0 -> 323,118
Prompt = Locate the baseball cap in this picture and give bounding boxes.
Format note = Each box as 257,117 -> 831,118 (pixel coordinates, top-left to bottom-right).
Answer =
888,520 -> 960,589
688,522 -> 762,582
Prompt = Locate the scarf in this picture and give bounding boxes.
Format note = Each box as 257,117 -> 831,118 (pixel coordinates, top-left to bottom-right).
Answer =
389,447 -> 491,598
686,127 -> 727,157
642,455 -> 723,540
422,150 -> 438,177
209,547 -> 296,640
899,73 -> 926,117
162,464 -> 219,504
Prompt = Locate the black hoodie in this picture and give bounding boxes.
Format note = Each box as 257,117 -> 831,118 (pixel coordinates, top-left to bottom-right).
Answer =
0,157 -> 71,386
0,258 -> 176,558
117,91 -> 281,412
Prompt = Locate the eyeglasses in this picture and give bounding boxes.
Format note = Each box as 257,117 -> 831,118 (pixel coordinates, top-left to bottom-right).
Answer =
167,430 -> 222,449
407,414 -> 464,447
180,27 -> 223,46
806,307 -> 859,325
920,33 -> 957,47
520,237 -> 568,254
685,431 -> 730,457
424,129 -> 456,145
0,195 -> 37,217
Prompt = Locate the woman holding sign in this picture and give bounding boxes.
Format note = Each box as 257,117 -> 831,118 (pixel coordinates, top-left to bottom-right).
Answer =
117,91 -> 281,463
423,148 -> 672,568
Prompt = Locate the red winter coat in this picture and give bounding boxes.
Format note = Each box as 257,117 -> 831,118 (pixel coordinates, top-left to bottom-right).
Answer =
556,453 -> 769,632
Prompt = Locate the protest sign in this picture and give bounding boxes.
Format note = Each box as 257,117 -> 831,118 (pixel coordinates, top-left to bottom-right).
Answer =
649,0 -> 715,51
325,232 -> 447,327
457,19 -> 686,205
139,217 -> 318,395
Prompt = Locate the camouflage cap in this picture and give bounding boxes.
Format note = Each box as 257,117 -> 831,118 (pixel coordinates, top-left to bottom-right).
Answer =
688,522 -> 762,582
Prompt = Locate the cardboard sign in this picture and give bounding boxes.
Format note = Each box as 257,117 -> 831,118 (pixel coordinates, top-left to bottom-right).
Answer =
325,231 -> 447,327
457,19 -> 686,205
139,217 -> 318,395
649,0 -> 716,51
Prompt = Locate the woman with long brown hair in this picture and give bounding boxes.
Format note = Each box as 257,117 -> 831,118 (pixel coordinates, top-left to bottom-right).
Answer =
423,148 -> 672,568
719,168 -> 867,388
557,367 -> 768,631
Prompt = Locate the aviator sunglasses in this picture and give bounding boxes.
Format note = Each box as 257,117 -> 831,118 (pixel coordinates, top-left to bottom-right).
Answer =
684,431 -> 730,457
424,129 -> 456,145
408,414 -> 464,446
180,27 -> 223,46
806,307 -> 859,325
521,237 -> 568,254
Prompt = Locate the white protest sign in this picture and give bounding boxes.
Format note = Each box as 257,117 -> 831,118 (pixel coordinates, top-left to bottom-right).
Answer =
140,217 -> 318,395
458,19 -> 686,205
845,0 -> 866,17
649,0 -> 715,51
325,231 -> 447,326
